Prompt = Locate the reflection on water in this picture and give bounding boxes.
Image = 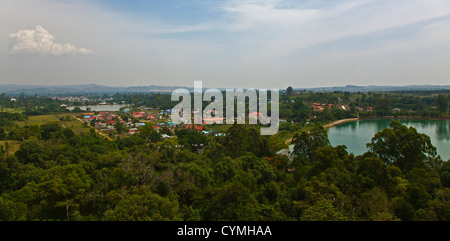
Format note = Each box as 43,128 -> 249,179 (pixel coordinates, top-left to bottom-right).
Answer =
400,120 -> 450,142
327,119 -> 450,160
436,121 -> 449,141
350,121 -> 357,131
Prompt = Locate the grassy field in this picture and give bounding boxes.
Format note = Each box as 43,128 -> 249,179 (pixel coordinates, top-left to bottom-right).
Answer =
14,114 -> 90,134
1,108 -> 26,113
16,114 -> 60,127
56,114 -> 90,134
1,113 -> 89,156
0,140 -> 22,156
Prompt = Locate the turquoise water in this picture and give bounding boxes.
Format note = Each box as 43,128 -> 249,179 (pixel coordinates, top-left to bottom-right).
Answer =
327,119 -> 450,160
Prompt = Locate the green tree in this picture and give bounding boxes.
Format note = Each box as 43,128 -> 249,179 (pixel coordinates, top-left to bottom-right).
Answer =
222,124 -> 248,158
357,188 -> 399,221
62,128 -> 75,139
15,141 -> 45,167
355,152 -> 391,190
205,181 -> 259,221
374,97 -> 391,114
40,122 -> 62,140
425,188 -> 450,221
291,124 -> 330,162
436,94 -> 448,113
441,161 -> 450,188
367,121 -> 437,173
0,194 -> 29,221
139,124 -> 162,143
114,121 -> 127,134
213,157 -> 241,183
0,127 -> 6,140
286,86 -> 293,96
176,129 -> 207,152
300,199 -> 346,221
222,124 -> 270,158
102,186 -> 181,221
36,164 -> 93,220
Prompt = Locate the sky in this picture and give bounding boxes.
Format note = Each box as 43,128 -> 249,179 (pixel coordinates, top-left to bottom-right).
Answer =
1,0 -> 450,89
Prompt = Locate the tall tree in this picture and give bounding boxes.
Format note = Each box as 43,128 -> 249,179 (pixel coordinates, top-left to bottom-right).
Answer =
40,122 -> 62,140
222,124 -> 269,158
367,120 -> 437,173
114,120 -> 127,134
139,124 -> 162,143
15,141 -> 46,167
286,86 -> 294,96
291,124 -> 330,161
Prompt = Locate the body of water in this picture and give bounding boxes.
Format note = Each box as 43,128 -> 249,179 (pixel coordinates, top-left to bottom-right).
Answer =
327,119 -> 450,160
66,104 -> 128,112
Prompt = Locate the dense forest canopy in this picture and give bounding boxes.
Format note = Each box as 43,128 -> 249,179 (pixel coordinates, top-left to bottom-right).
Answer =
0,118 -> 448,221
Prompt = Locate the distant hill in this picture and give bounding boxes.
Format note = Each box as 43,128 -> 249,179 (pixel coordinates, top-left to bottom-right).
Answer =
297,85 -> 450,92
0,84 -> 193,96
0,83 -> 449,96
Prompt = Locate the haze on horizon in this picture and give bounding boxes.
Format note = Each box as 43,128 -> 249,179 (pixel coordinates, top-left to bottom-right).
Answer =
1,0 -> 450,89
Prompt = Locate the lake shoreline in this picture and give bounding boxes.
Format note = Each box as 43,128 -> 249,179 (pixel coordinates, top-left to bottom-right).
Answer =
326,118 -> 450,160
285,116 -> 449,144
285,118 -> 360,144
359,116 -> 450,121
325,116 -> 450,129
323,118 -> 360,129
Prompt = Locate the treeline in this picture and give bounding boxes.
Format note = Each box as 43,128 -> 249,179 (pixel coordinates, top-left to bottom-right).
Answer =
0,112 -> 28,127
2,90 -> 448,122
0,120 -> 448,221
0,112 -> 29,141
0,93 -> 177,116
278,90 -> 449,131
358,92 -> 449,118
112,93 -> 174,110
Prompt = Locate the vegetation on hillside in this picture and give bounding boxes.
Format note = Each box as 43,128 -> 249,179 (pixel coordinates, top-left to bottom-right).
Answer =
0,118 -> 448,221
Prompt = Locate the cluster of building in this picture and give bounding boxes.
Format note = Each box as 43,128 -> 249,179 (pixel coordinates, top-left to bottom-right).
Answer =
312,103 -> 334,112
81,109 -> 226,138
83,111 -> 156,133
54,96 -> 95,103
311,103 -> 354,112
131,111 -> 156,120
355,106 -> 373,112
54,96 -> 128,107
83,112 -> 124,132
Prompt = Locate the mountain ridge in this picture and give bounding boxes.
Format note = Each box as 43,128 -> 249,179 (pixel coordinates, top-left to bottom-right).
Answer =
1,83 -> 449,96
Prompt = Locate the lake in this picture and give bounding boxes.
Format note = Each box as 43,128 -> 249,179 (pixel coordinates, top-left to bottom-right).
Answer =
327,119 -> 450,160
66,104 -> 128,112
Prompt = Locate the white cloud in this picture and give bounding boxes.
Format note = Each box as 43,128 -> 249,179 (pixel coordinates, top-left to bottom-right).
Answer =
222,0 -> 321,30
9,25 -> 93,56
216,0 -> 450,62
78,48 -> 94,55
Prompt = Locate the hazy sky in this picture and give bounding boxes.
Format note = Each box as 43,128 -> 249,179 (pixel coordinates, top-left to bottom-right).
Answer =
1,0 -> 450,89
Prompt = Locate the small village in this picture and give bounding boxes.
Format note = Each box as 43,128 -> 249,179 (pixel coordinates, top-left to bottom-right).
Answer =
78,108 -> 225,139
